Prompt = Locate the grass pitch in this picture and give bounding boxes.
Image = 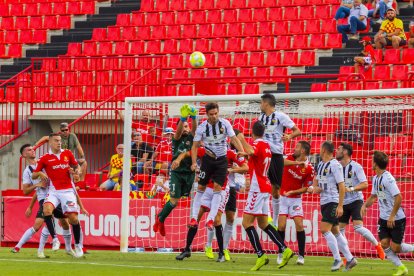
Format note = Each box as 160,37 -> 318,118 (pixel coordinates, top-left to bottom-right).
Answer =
0,247 -> 412,275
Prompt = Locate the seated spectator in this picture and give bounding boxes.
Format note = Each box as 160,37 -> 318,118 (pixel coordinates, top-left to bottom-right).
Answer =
144,127 -> 174,176
150,174 -> 170,193
372,0 -> 394,24
113,171 -> 137,192
409,21 -> 414,48
354,36 -> 376,73
337,0 -> 369,43
117,109 -> 162,135
100,144 -> 130,191
334,0 -> 354,21
131,132 -> 153,174
374,8 -> 406,49
143,126 -> 160,149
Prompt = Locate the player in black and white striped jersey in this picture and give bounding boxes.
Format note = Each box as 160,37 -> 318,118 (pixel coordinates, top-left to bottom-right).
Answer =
258,94 -> 302,228
190,102 -> 245,262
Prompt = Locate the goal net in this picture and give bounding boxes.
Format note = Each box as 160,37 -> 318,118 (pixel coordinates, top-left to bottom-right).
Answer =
121,89 -> 414,258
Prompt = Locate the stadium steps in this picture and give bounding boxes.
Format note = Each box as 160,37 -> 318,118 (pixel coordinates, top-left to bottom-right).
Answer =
0,0 -> 139,80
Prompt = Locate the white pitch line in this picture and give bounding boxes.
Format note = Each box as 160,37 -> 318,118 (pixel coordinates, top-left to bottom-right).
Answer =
0,258 -> 306,276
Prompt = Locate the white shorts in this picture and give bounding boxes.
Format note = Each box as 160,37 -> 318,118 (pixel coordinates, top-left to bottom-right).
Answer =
279,196 -> 304,218
363,56 -> 372,65
243,191 -> 269,216
201,187 -> 229,214
45,189 -> 79,214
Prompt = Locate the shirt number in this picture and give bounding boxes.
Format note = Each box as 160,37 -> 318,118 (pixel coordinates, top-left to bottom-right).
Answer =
263,157 -> 271,177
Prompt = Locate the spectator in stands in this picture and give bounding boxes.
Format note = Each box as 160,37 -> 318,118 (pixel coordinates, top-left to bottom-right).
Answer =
337,0 -> 369,43
100,144 -> 130,191
408,21 -> 414,48
131,131 -> 153,175
113,171 -> 137,192
374,8 -> 407,49
354,36 -> 376,73
143,126 -> 160,149
334,0 -> 354,21
371,0 -> 394,24
144,127 -> 174,176
117,109 -> 160,135
35,122 -> 87,185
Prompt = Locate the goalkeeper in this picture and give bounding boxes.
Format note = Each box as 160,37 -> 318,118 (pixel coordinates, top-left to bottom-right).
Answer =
153,104 -> 198,236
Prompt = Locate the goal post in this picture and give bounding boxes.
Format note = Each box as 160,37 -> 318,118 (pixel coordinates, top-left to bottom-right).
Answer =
121,89 -> 414,255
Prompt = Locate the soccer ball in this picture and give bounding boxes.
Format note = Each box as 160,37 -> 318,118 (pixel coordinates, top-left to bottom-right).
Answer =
189,51 -> 206,68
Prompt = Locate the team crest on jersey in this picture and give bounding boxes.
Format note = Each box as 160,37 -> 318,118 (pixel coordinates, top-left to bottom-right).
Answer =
348,171 -> 353,177
271,119 -> 276,124
63,156 -> 69,162
301,168 -> 306,173
379,184 -> 383,191
220,127 -> 224,133
185,141 -> 190,146
324,169 -> 329,173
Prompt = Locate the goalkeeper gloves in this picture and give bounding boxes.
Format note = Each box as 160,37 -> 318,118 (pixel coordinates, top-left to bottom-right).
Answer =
180,104 -> 190,122
187,105 -> 198,120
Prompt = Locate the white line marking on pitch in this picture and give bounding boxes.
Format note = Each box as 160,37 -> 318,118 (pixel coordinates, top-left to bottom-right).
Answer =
0,258 -> 306,276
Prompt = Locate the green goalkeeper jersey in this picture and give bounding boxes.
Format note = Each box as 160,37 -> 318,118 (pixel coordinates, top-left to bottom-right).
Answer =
171,133 -> 194,174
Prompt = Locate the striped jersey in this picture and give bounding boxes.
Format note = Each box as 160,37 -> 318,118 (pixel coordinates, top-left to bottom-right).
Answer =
342,160 -> 367,205
194,118 -> 235,157
372,171 -> 405,221
316,158 -> 344,205
22,163 -> 48,201
258,111 -> 295,154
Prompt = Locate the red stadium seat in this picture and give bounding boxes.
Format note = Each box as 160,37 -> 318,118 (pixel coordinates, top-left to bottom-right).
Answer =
129,41 -> 145,54
1,17 -> 14,30
232,0 -> 247,8
151,26 -> 166,40
299,6 -> 315,19
227,23 -> 242,37
166,25 -> 181,39
373,136 -> 393,153
204,53 -> 216,66
161,11 -> 176,25
156,0 -> 169,11
243,22 -> 258,36
275,36 -> 291,50
393,135 -> 413,155
217,53 -> 231,67
402,49 -> 414,64
131,13 -> 145,26
299,51 -> 315,66
346,81 -> 362,90
29,17 -> 43,29
213,24 -> 227,37
7,44 -> 22,58
391,65 -> 408,80
268,8 -> 283,21
244,84 -> 260,94
82,41 -> 97,56
10,4 -> 24,16
311,83 -> 327,92
258,22 -> 273,36
107,27 -> 121,41
0,120 -> 13,135
210,38 -> 226,52
309,34 -> 326,49
68,2 -> 81,15
15,17 -> 29,29
182,25 -> 197,39
364,81 -> 380,90
243,37 -> 259,51
373,65 -> 391,80
321,19 -> 336,33
302,118 -> 321,134
253,8 -> 268,21
20,30 -> 33,44
198,24 -> 213,38
223,68 -> 237,77
239,9 -> 253,22
146,40 -> 162,53
195,39 -> 210,52
117,14 -> 131,26
328,82 -> 344,91
81,2 -> 95,14
43,16 -> 58,29
326,34 -> 342,48
4,31 -> 19,44
305,20 -> 321,34
293,0 -> 309,5
239,68 -> 254,77
233,53 -> 248,67
263,0 -> 277,7
226,37 -> 242,52
284,7 -> 299,20
292,35 -> 309,49
121,26 -> 136,40
282,51 -> 299,66
163,39 -> 178,53
310,136 -> 327,154
216,0 -> 230,8
289,21 -> 305,35
92,28 -> 107,41
315,5 -> 332,18
249,52 -> 264,66
179,39 -> 193,53
176,11 -> 191,25
270,67 -> 288,82
383,49 -> 401,64
190,69 -> 205,78
98,42 -> 113,55
248,0 -> 262,7
259,36 -> 275,50
267,51 -> 282,66
191,10 -> 206,24
273,21 -> 289,36
207,9 -> 222,23
382,81 -> 399,89
206,68 -> 221,78
169,54 -> 185,68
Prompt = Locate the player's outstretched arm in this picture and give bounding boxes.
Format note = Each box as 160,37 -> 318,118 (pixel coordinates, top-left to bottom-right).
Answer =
361,194 -> 377,217
171,151 -> 190,170
229,162 -> 249,174
284,187 -> 308,197
349,181 -> 368,192
284,158 -> 305,166
388,194 -> 402,228
191,141 -> 201,171
336,182 -> 345,218
174,120 -> 184,140
25,193 -> 37,218
236,132 -> 254,156
230,135 -> 245,155
282,125 -> 302,142
308,178 -> 321,194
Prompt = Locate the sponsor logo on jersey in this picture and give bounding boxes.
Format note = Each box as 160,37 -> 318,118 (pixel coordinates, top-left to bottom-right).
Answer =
52,163 -> 70,170
288,168 -> 303,180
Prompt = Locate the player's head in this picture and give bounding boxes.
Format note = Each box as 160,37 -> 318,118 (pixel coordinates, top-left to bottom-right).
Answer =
49,133 -> 62,151
60,122 -> 70,138
336,142 -> 353,160
293,141 -> 311,158
177,119 -> 190,136
252,121 -> 265,139
353,0 -> 361,7
373,151 -> 388,170
163,127 -> 174,141
141,110 -> 150,122
260,93 -> 276,113
116,144 -> 125,156
320,141 -> 334,157
205,102 -> 219,124
20,144 -> 35,159
149,126 -> 156,136
386,7 -> 396,20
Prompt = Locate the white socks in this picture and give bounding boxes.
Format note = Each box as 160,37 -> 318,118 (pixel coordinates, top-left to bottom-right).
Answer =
354,225 -> 378,246
335,233 -> 354,262
400,243 -> 414,253
62,228 -> 72,251
38,227 -> 49,253
192,190 -> 204,220
206,228 -> 215,247
323,231 -> 341,260
16,227 -> 36,248
272,197 -> 279,227
385,247 -> 403,267
223,222 -> 233,250
207,191 -> 222,222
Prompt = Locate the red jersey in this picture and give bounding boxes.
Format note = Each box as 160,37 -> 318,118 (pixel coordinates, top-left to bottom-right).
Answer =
249,139 -> 272,193
132,121 -> 160,135
155,139 -> 172,163
364,44 -> 376,62
197,148 -> 246,190
34,149 -> 78,190
280,154 -> 315,198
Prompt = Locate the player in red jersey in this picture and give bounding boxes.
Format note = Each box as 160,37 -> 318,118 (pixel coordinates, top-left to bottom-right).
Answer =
277,141 -> 314,266
32,133 -> 84,258
237,121 -> 294,271
175,146 -> 248,262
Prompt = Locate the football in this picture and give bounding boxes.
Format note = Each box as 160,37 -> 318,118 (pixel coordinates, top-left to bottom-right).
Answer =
189,51 -> 206,68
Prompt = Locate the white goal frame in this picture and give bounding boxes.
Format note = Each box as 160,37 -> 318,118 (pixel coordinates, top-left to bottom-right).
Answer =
120,88 -> 414,252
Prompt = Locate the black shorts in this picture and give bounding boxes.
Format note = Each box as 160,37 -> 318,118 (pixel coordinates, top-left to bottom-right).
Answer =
385,38 -> 407,46
321,202 -> 339,226
198,155 -> 228,186
268,153 -> 284,188
378,217 -> 406,244
225,187 -> 237,212
338,200 -> 363,224
36,199 -> 66,219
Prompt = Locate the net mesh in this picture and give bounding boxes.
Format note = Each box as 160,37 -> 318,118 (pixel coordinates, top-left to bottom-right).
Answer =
123,94 -> 414,258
